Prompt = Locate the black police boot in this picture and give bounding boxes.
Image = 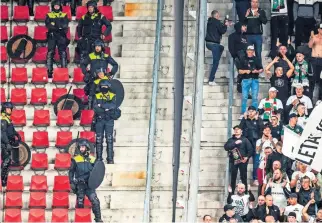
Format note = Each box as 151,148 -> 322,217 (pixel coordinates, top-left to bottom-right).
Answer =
46,50 -> 54,78
95,134 -> 104,161
106,134 -> 114,164
90,194 -> 103,222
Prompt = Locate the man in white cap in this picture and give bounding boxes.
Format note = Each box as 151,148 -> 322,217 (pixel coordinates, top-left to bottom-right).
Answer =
285,83 -> 313,117
258,87 -> 284,122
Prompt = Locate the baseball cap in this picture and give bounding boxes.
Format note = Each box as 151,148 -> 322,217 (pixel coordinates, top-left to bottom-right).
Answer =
288,212 -> 297,218
289,193 -> 298,199
233,125 -> 242,130
248,106 -> 256,111
247,45 -> 255,51
269,87 -> 278,92
289,113 -> 298,119
224,204 -> 235,212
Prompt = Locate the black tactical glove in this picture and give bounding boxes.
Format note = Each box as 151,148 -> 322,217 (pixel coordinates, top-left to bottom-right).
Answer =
15,133 -> 21,142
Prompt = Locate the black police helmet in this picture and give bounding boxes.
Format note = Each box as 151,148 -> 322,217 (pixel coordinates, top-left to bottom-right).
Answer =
86,0 -> 97,8
99,79 -> 112,91
51,0 -> 62,12
1,102 -> 14,113
94,39 -> 105,49
77,139 -> 91,151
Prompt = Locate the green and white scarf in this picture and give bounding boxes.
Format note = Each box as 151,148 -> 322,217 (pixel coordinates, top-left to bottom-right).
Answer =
292,60 -> 309,87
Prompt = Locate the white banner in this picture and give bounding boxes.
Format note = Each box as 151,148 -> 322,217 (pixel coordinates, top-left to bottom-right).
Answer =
292,104 -> 322,171
282,127 -> 300,160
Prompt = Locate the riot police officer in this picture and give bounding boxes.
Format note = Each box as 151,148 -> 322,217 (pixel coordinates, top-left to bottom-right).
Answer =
45,0 -> 69,78
1,102 -> 21,186
69,139 -> 103,222
81,39 -> 118,108
77,0 -> 112,62
93,80 -> 121,163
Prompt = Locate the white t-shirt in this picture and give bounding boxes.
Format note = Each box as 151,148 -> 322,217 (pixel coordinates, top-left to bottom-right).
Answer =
291,171 -> 316,192
286,95 -> 313,115
297,115 -> 309,128
256,138 -> 278,169
264,174 -> 290,184
258,98 -> 284,119
284,204 -> 304,222
265,182 -> 290,208
231,194 -> 250,216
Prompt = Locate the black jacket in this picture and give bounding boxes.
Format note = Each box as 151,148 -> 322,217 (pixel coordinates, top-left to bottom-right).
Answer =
240,117 -> 264,142
270,123 -> 283,141
245,204 -> 264,221
45,11 -> 69,36
205,17 -> 227,44
219,214 -> 243,222
245,8 -> 267,35
266,152 -> 293,179
1,113 -> 19,145
256,204 -> 280,221
228,22 -> 248,59
298,187 -> 321,216
238,56 -> 263,79
224,136 -> 253,162
68,154 -> 96,182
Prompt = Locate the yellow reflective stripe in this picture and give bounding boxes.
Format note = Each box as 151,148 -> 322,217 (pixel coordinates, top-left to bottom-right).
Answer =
47,12 -> 67,18
95,92 -> 115,100
1,113 -> 11,124
73,155 -> 96,163
94,76 -> 108,84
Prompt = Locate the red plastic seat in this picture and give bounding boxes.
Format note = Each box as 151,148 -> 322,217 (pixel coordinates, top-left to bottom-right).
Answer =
33,109 -> 50,127
51,88 -> 67,104
62,6 -> 72,21
54,153 -> 71,170
29,192 -> 46,208
53,68 -> 69,84
6,176 -> 24,192
72,67 -> 85,84
1,6 -> 9,22
17,130 -> 25,142
73,88 -> 88,103
32,47 -> 48,64
55,131 -> 72,149
105,46 -> 111,56
80,131 -> 95,143
34,5 -> 50,22
98,6 -> 113,21
52,192 -> 69,208
28,209 -> 45,222
75,196 -> 92,208
1,26 -> 8,42
51,208 -> 69,222
13,6 -> 30,22
76,6 -> 87,20
1,45 -> 8,63
11,67 -> 28,85
5,192 -> 23,208
31,67 -> 48,84
0,66 -> 6,84
66,27 -> 71,40
11,88 -> 27,105
13,25 -> 28,36
31,153 -> 48,170
102,26 -> 112,42
32,131 -> 49,149
1,88 -> 6,103
53,175 -> 70,192
80,110 -> 94,127
11,109 -> 26,127
56,110 -> 74,127
30,175 -> 48,192
4,209 -> 22,222
54,47 -> 70,63
30,88 -> 47,105
75,208 -> 92,222
34,26 -> 48,43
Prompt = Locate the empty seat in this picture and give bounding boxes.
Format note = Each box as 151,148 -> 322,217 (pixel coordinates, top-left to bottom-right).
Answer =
80,131 -> 95,143
51,208 -> 68,222
73,88 -> 88,103
4,209 -> 22,223
53,68 -> 69,84
1,87 -> 6,103
30,88 -> 47,105
33,109 -> 50,127
32,47 -> 48,64
54,47 -> 70,63
34,26 -> 48,43
98,6 -> 113,21
52,192 -> 69,208
13,25 -> 28,36
32,131 -> 49,149
102,26 -> 112,42
56,110 -> 74,127
31,67 -> 48,84
28,209 -> 45,222
80,110 -> 94,127
51,88 -> 67,104
17,130 -> 25,142
55,131 -> 72,149
5,192 -> 23,208
1,6 -> 9,22
30,175 -> 48,192
13,6 -> 30,22
62,6 -> 72,21
0,66 -> 6,84
105,46 -> 111,56
1,25 -> 8,42
29,192 -> 46,209
31,153 -> 48,170
76,6 -> 87,20
34,5 -> 50,22
1,45 -> 8,63
54,153 -> 71,170
11,109 -> 26,127
72,67 -> 85,84
53,175 -> 70,192
6,176 -> 24,192
11,67 -> 28,85
74,208 -> 92,223
11,88 -> 27,105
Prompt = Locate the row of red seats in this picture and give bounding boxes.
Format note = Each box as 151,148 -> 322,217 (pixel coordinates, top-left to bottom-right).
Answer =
0,67 -> 85,85
31,152 -> 71,170
5,208 -> 92,222
0,5 -> 113,22
0,87 -> 88,105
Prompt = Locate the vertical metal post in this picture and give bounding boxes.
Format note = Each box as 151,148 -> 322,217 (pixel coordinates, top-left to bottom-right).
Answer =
186,0 -> 206,222
143,0 -> 164,222
172,0 -> 185,222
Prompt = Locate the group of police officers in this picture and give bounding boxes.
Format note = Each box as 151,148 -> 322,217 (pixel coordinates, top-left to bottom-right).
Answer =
1,1 -> 119,222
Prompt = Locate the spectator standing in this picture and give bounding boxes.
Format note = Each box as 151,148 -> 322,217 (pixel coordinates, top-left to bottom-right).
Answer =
269,115 -> 283,141
245,195 -> 266,221
205,10 -> 228,86
228,22 -> 248,64
224,125 -> 253,193
219,204 -> 243,222
257,147 -> 273,193
296,102 -> 309,128
293,0 -> 320,47
235,0 -> 251,22
290,162 -> 317,192
258,87 -> 284,123
284,193 -> 304,222
245,0 -> 267,62
256,195 -> 281,221
303,200 -> 322,222
285,84 -> 314,116
238,46 -> 263,119
286,212 -> 298,222
308,24 -> 322,101
271,44 -> 296,72
281,113 -> 304,141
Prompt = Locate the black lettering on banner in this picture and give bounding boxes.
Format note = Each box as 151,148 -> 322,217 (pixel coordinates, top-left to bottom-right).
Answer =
295,157 -> 313,165
317,119 -> 322,131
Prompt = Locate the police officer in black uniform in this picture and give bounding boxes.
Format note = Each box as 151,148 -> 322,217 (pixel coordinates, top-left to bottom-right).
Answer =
81,39 -> 118,108
1,102 -> 21,187
45,0 -> 70,78
93,80 -> 121,163
77,0 -> 112,63
69,139 -> 103,222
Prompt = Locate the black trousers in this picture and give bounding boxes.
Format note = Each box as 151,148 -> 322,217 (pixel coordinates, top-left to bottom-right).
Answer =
295,17 -> 316,47
235,0 -> 250,23
287,0 -> 294,35
76,182 -> 101,220
18,0 -> 34,15
95,118 -> 114,161
271,15 -> 289,51
1,145 -> 11,186
311,57 -> 322,100
47,33 -> 68,75
230,161 -> 248,193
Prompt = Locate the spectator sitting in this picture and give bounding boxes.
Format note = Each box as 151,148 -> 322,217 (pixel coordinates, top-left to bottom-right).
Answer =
265,215 -> 276,223
258,87 -> 284,123
284,193 -> 304,222
291,162 -> 317,192
203,215 -> 212,223
287,212 -> 297,223
257,195 -> 280,222
219,204 -> 243,222
281,113 -> 304,141
285,83 -> 313,117
268,115 -> 283,141
303,200 -> 322,222
246,195 -> 266,221
257,147 -> 273,194
296,102 -> 309,128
